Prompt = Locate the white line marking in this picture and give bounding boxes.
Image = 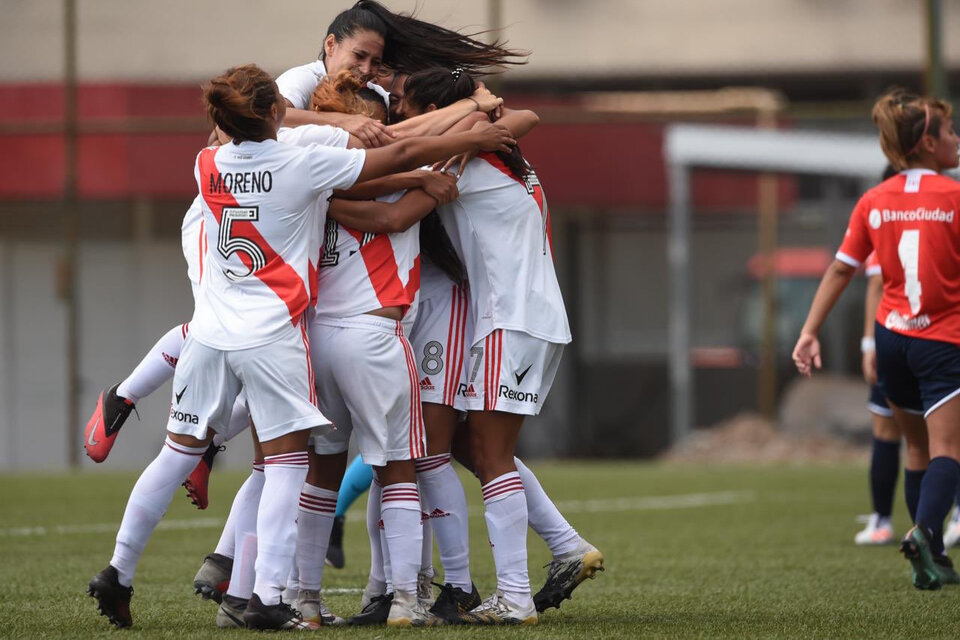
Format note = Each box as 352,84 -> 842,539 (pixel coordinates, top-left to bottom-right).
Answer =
0,490 -> 755,538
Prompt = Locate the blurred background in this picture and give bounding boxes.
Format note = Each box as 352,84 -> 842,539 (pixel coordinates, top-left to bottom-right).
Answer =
0,0 -> 956,471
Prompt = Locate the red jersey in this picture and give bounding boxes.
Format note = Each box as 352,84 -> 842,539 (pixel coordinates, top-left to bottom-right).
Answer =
837,169 -> 960,344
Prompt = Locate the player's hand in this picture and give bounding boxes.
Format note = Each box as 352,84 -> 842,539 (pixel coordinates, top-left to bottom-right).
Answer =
471,121 -> 515,152
471,83 -> 503,114
340,114 -> 396,148
861,348 -> 877,385
417,170 -> 459,205
792,333 -> 822,377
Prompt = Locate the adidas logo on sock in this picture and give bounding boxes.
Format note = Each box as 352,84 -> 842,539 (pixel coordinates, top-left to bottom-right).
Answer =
425,508 -> 450,519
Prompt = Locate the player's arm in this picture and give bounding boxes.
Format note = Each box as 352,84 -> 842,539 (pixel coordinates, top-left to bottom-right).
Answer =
356,121 -> 514,183
282,99 -> 395,148
334,169 -> 445,201
792,259 -> 858,376
328,182 -> 456,234
431,107 -> 540,174
861,273 -> 883,384
388,85 -> 504,139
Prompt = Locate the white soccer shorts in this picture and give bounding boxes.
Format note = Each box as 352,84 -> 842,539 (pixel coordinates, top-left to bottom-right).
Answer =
309,315 -> 426,466
408,282 -> 472,410
460,329 -> 564,416
166,322 -> 328,443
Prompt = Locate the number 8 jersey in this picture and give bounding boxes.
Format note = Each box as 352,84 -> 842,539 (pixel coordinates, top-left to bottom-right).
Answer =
193,139 -> 365,350
837,168 -> 960,343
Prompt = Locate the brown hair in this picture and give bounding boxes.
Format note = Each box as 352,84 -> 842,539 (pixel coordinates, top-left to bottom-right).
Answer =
871,88 -> 952,170
202,64 -> 284,143
310,69 -> 379,119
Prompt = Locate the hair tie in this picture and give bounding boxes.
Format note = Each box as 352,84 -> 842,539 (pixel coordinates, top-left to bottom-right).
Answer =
906,103 -> 931,157
451,66 -> 463,81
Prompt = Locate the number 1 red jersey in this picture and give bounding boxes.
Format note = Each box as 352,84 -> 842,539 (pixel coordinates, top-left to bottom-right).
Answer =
837,169 -> 960,344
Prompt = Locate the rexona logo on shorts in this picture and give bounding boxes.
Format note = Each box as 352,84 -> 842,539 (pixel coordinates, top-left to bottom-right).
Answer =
498,385 -> 539,404
869,207 -> 955,229
169,406 -> 200,425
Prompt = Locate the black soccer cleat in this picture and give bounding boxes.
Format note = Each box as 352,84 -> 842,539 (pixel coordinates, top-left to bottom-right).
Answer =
429,582 -> 482,621
325,515 -> 345,569
348,593 -> 393,626
87,565 -> 134,628
242,593 -> 317,630
533,539 -> 605,612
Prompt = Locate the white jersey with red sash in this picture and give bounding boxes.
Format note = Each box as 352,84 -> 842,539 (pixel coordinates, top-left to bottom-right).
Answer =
191,138 -> 364,350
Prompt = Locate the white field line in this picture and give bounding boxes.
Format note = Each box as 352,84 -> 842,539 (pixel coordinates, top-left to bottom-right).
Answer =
0,490 -> 755,538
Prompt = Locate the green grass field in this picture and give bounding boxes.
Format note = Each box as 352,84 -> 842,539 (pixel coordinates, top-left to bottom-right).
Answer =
2,461 -> 960,639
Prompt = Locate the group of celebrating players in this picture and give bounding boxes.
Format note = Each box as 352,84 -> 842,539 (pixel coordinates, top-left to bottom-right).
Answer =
795,88 -> 960,589
82,0 -> 604,631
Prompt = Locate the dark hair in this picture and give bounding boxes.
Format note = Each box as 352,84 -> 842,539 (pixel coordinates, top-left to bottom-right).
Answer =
325,1 -> 527,75
871,87 -> 952,170
405,67 -> 530,181
202,64 -> 284,143
881,163 -> 898,181
420,211 -> 467,288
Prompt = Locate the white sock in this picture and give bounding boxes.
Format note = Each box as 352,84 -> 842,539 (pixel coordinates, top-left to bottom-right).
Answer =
225,462 -> 264,600
297,484 -> 337,591
110,437 -> 206,586
482,471 -> 531,607
380,482 -> 422,595
366,480 -> 388,594
213,466 -> 262,559
416,454 -> 471,590
515,457 -> 580,557
116,324 -> 186,402
253,452 -> 309,606
421,517 -> 434,577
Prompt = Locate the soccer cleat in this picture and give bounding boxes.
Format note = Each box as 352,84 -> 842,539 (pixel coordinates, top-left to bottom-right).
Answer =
183,443 -> 224,510
193,552 -> 233,603
533,538 -> 605,612
216,594 -> 248,629
87,565 -> 134,628
429,582 -> 481,621
944,507 -> 960,548
297,589 -> 345,626
458,590 -> 537,625
900,526 -> 942,590
854,513 -> 896,546
933,554 -> 960,585
243,594 -> 318,630
386,590 -> 443,627
325,515 -> 345,568
417,570 -> 435,608
348,592 -> 393,626
83,383 -> 137,463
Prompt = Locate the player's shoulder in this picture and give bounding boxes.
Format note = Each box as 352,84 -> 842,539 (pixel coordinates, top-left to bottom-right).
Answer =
278,60 -> 325,80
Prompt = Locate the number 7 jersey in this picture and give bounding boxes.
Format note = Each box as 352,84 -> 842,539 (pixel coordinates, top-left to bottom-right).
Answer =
837,168 -> 960,343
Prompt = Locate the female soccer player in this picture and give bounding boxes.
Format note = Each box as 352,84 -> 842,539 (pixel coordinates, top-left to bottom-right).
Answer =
395,67 -> 602,624
85,63 -> 514,630
793,88 -> 960,590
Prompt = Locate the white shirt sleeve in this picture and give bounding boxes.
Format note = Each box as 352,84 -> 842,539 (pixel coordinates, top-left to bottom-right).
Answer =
278,124 -> 350,149
305,145 -> 367,193
276,63 -> 323,110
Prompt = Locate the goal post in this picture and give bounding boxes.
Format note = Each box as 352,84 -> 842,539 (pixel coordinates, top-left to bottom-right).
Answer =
663,124 -> 887,443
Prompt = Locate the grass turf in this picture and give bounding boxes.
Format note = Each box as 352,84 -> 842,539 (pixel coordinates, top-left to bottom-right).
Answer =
1,461 -> 959,638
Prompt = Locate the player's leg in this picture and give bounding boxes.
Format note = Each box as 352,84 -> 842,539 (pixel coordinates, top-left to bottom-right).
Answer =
88,335 -> 229,628
856,390 -> 900,545
83,323 -> 187,463
327,455 -> 374,569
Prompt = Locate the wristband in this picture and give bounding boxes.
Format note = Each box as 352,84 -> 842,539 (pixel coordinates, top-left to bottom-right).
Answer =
860,336 -> 876,353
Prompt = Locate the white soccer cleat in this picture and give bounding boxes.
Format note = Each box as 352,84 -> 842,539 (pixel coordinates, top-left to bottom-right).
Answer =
854,513 -> 895,546
297,589 -> 345,626
944,507 -> 960,548
459,590 -> 538,625
386,590 -> 443,627
533,537 -> 605,612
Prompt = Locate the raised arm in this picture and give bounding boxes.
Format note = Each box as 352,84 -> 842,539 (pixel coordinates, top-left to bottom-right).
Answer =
328,180 -> 457,234
389,86 -> 504,139
792,259 -> 858,376
356,121 -> 514,184
282,101 -> 395,148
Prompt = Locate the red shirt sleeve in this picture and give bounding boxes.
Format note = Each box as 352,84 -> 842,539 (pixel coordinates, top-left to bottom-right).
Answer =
836,197 -> 874,267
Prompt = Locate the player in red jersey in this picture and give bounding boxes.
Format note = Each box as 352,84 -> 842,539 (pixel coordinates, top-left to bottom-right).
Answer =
793,88 -> 960,589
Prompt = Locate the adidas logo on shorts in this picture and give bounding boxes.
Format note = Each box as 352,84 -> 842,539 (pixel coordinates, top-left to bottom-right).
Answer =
419,377 -> 435,391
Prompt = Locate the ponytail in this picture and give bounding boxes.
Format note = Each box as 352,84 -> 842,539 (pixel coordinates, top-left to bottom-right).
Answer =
202,64 -> 283,143
419,211 -> 467,288
871,87 -> 952,170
